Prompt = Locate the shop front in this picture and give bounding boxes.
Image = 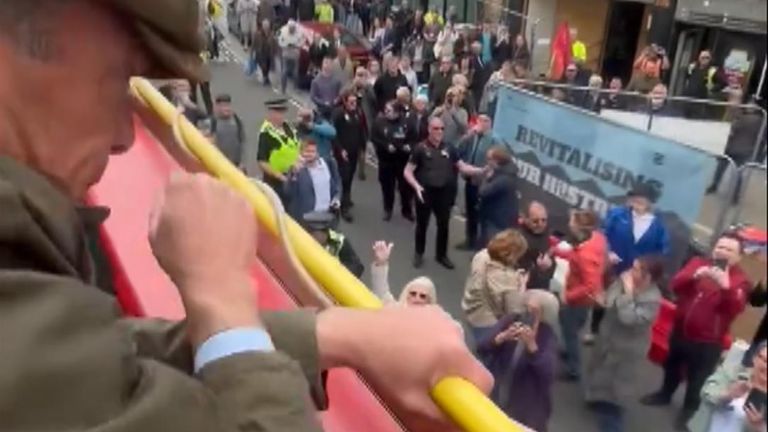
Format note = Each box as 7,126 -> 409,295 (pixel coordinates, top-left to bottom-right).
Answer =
667,0 -> 767,100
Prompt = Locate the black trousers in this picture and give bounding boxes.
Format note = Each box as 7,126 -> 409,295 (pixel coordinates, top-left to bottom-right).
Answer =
189,80 -> 213,116
591,306 -> 605,334
259,56 -> 273,84
336,152 -> 358,210
709,156 -> 746,200
415,185 -> 455,258
659,330 -> 723,417
378,156 -> 413,216
464,181 -> 480,247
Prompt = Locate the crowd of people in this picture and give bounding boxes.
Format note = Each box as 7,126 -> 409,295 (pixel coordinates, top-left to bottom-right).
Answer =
180,3 -> 768,432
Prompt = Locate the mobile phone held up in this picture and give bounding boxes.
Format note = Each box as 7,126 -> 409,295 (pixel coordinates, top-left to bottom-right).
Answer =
746,388 -> 767,416
713,258 -> 729,271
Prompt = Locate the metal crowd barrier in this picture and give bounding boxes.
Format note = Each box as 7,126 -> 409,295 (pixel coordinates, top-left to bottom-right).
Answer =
492,78 -> 767,249
128,77 -> 523,432
729,163 -> 768,231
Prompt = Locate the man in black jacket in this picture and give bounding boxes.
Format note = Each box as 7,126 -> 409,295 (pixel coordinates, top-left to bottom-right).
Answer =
374,55 -> 410,111
518,201 -> 556,290
331,89 -> 368,222
372,100 -> 413,222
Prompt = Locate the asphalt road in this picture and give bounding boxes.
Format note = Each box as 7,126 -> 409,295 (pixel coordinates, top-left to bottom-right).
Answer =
202,37 -> 703,432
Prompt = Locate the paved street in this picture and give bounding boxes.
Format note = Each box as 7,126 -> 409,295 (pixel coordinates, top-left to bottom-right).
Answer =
201,49 -> 695,431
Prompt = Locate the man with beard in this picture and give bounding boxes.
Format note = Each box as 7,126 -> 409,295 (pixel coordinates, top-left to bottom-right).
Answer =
332,89 -> 367,222
372,100 -> 413,222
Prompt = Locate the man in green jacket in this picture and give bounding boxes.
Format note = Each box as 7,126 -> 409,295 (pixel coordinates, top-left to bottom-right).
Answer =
0,1 -> 491,432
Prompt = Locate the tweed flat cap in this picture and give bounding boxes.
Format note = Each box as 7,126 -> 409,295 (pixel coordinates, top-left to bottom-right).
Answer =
109,0 -> 209,81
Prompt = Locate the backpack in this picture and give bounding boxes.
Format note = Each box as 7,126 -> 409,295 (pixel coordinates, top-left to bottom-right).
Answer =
211,114 -> 245,144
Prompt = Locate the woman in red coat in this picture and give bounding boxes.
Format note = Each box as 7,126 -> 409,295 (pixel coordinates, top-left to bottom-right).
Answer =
554,209 -> 608,380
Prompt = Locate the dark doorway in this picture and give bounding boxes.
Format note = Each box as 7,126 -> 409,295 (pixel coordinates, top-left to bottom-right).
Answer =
601,1 -> 646,83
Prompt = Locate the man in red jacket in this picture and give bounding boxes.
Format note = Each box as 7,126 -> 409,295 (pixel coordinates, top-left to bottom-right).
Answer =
641,233 -> 750,430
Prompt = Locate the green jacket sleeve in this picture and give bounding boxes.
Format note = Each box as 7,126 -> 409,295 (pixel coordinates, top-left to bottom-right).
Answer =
122,310 -> 327,409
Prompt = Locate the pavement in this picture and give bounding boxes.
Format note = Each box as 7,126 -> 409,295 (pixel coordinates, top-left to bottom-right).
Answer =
201,35 -> 701,432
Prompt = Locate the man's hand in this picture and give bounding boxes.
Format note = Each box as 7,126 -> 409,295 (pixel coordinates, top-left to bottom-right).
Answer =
341,149 -> 349,162
372,241 -> 394,266
608,252 -> 622,265
414,184 -> 425,203
149,173 -> 260,347
537,253 -> 553,270
317,307 -> 493,432
402,144 -> 412,153
387,144 -> 397,153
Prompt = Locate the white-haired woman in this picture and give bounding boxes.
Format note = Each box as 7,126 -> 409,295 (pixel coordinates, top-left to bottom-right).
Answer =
475,289 -> 560,432
371,241 -> 438,306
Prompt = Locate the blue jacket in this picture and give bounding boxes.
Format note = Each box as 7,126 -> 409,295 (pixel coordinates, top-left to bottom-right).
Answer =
602,206 -> 670,273
284,157 -> 341,221
298,120 -> 337,159
478,164 -> 519,246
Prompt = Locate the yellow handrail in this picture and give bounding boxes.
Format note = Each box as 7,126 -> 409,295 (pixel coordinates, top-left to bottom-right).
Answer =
129,77 -> 525,432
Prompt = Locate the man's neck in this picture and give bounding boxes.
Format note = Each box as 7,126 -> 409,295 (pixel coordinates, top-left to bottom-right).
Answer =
427,138 -> 441,147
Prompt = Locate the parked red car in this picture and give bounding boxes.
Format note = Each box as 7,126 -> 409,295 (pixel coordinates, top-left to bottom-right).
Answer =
297,22 -> 372,89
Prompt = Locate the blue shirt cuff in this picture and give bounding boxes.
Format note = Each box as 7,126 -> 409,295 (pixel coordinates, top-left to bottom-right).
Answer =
194,327 -> 275,373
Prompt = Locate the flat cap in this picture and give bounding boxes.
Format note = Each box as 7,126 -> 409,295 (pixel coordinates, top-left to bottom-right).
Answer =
302,211 -> 335,231
109,0 -> 209,81
265,98 -> 290,111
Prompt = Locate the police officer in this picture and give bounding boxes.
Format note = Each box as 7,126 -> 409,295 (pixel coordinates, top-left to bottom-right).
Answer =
303,211 -> 365,277
404,117 -> 485,269
372,100 -> 413,222
256,98 -> 301,200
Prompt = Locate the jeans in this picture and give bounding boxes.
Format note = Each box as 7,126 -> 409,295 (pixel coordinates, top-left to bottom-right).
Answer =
281,57 -> 298,93
559,304 -> 589,378
592,401 -> 624,432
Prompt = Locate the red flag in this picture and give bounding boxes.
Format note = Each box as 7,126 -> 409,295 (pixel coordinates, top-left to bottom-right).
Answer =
549,22 -> 572,81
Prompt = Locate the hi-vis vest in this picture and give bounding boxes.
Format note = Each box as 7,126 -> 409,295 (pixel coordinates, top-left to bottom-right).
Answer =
326,230 -> 345,257
571,41 -> 587,63
688,64 -> 719,92
261,121 -> 300,174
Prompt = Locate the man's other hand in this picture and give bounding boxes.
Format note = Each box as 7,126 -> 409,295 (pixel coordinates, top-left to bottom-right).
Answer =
149,172 -> 261,346
317,307 -> 493,432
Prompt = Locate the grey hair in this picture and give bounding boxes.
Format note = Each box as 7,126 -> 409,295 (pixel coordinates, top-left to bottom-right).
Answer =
524,289 -> 560,331
0,0 -> 66,60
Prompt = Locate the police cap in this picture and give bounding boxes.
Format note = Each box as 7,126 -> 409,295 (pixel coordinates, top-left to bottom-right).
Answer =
302,211 -> 335,231
265,98 -> 290,112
